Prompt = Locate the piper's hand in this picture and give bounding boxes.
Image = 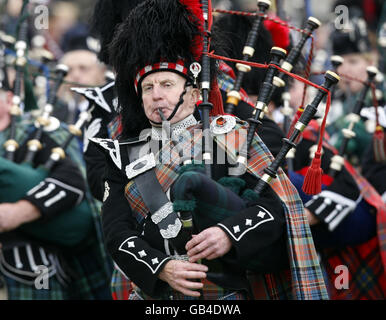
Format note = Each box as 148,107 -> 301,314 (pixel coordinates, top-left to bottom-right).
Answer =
305,208 -> 320,226
158,260 -> 208,297
0,200 -> 41,233
186,226 -> 232,263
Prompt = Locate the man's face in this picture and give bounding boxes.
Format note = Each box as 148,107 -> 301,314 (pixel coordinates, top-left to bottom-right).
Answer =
141,71 -> 199,124
337,53 -> 372,93
61,50 -> 106,87
0,89 -> 12,129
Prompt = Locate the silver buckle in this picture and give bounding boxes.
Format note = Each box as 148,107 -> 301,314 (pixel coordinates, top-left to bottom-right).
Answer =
125,153 -> 156,179
151,202 -> 174,224
159,218 -> 182,239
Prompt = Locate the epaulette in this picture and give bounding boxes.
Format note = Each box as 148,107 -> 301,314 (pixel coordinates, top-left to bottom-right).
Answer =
89,130 -> 152,169
71,81 -> 116,113
209,115 -> 237,135
89,137 -> 122,170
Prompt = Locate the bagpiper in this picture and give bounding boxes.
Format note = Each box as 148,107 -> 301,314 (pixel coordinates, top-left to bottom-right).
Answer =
92,0 -> 328,300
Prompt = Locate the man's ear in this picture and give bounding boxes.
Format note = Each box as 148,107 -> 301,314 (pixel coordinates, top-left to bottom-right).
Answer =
190,87 -> 200,104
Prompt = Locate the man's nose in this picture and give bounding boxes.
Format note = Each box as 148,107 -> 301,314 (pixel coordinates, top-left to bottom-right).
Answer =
67,69 -> 81,84
151,84 -> 163,100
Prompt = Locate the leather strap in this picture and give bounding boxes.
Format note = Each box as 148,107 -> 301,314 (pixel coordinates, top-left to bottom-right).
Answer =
127,143 -> 181,239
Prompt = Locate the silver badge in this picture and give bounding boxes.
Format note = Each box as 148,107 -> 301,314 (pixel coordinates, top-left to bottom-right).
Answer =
190,62 -> 202,85
210,115 -> 236,135
125,153 -> 156,180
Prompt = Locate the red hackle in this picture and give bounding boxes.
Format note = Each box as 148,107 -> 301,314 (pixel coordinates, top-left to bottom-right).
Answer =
264,16 -> 290,50
179,0 -> 205,60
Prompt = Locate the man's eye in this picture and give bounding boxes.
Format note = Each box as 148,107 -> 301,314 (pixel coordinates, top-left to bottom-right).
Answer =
163,82 -> 173,87
79,65 -> 91,72
143,86 -> 152,92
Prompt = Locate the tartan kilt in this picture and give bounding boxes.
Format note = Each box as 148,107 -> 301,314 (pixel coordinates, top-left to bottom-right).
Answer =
2,238 -> 113,300
61,237 -> 113,300
110,268 -> 296,300
247,270 -> 294,299
3,275 -> 66,300
110,268 -> 247,300
111,268 -> 133,300
320,236 -> 386,300
130,280 -> 247,300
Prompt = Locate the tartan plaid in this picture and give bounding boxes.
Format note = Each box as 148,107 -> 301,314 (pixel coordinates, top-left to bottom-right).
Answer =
124,131 -> 201,224
344,163 -> 386,269
4,275 -> 66,300
246,269 -> 293,299
110,268 -> 133,300
321,237 -> 386,299
0,117 -> 113,299
2,239 -> 113,300
321,162 -> 386,299
107,114 -> 122,140
124,180 -> 148,223
300,122 -> 386,299
60,236 -> 112,300
123,119 -> 328,300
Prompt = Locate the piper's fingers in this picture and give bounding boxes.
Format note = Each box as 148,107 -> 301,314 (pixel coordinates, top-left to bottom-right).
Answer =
175,283 -> 202,297
188,247 -> 214,263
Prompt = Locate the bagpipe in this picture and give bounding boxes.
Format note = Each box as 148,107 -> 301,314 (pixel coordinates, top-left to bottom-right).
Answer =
223,0 -> 271,115
3,1 -> 29,162
0,1 -> 94,247
197,0 -> 214,178
164,1 -> 340,263
267,16 -> 321,103
328,66 -> 379,177
170,69 -> 339,270
231,46 -> 287,177
212,7 -> 322,176
284,54 -> 345,173
274,16 -> 321,134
